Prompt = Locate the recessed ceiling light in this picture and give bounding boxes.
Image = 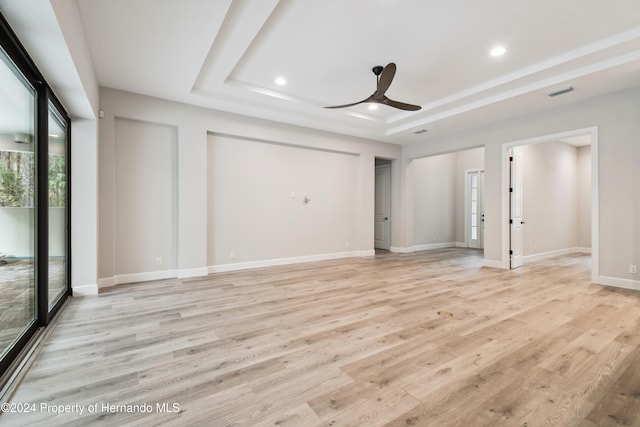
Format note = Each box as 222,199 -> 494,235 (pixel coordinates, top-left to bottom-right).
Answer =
490,45 -> 506,57
368,104 -> 378,111
274,76 -> 286,86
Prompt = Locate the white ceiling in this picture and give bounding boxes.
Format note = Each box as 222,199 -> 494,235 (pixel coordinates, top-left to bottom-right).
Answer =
10,0 -> 640,144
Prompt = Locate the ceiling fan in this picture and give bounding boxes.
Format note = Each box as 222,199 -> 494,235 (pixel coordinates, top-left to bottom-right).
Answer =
325,62 -> 421,111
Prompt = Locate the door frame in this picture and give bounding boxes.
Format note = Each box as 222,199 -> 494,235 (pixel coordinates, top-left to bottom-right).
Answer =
501,127 -> 598,281
465,169 -> 484,249
508,148 -> 524,268
374,160 -> 392,251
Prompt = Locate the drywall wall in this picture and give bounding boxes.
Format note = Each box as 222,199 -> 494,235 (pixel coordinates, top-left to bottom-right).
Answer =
407,147 -> 484,251
411,153 -> 457,247
98,88 -> 401,285
455,147 -> 485,244
403,86 -> 640,288
0,208 -> 65,257
113,117 -> 177,277
207,134 -> 358,266
520,141 -> 578,257
70,118 -> 98,294
577,145 -> 592,249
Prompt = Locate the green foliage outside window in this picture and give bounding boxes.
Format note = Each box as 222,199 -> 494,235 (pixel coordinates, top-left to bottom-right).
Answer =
0,151 -> 65,208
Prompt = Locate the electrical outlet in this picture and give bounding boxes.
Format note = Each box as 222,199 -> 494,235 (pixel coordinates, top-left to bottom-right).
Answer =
345,242 -> 349,249
155,257 -> 162,266
630,265 -> 637,274
229,251 -> 236,260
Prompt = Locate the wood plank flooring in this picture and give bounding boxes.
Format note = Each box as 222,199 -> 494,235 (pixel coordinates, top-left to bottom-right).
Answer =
2,248 -> 640,426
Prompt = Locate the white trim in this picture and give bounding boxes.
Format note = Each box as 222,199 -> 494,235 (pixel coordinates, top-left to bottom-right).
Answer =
72,284 -> 99,296
208,251 -> 361,273
484,259 -> 508,269
501,127 -> 598,276
390,246 -> 413,253
465,169 -> 485,250
358,249 -> 376,257
413,242 -> 458,251
177,267 -> 208,279
392,243 -> 462,253
575,247 -> 592,254
595,276 -> 640,291
114,270 -> 177,285
523,247 -> 586,263
97,277 -> 115,288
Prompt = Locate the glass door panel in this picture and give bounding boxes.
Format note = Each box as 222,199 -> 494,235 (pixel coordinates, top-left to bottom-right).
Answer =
0,47 -> 36,360
47,104 -> 68,310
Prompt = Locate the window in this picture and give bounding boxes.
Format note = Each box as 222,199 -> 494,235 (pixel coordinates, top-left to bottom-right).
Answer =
0,10 -> 71,382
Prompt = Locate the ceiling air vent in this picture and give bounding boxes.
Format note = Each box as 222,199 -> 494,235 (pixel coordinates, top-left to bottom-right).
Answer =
546,86 -> 574,97
413,129 -> 428,135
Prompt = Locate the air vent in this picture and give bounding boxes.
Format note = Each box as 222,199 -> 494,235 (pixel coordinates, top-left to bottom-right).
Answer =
546,86 -> 574,97
413,129 -> 428,135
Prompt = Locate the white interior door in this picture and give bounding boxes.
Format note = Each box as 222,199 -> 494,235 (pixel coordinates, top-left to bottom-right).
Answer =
467,170 -> 485,249
510,147 -> 524,269
374,163 -> 391,250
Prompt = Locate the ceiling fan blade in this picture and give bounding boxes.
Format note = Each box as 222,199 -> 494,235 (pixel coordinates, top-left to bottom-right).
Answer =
382,96 -> 421,111
324,95 -> 374,109
374,62 -> 396,98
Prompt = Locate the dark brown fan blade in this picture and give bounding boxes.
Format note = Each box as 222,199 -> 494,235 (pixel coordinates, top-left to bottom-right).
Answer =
374,63 -> 396,98
382,96 -> 421,111
324,95 -> 374,109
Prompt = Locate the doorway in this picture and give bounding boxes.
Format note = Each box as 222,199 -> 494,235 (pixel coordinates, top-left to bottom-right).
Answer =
374,159 -> 391,251
466,169 -> 485,249
504,128 -> 597,280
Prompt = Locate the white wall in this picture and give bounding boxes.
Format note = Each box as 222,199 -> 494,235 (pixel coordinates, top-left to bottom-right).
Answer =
520,141 -> 579,257
403,87 -> 640,289
98,88 -> 401,286
113,118 -> 177,278
0,207 -> 64,257
207,135 -> 358,268
577,145 -> 592,249
0,208 -> 33,257
411,153 -> 457,248
406,147 -> 484,251
455,147 -> 485,244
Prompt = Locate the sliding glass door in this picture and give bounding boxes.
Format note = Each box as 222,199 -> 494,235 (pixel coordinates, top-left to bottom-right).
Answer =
0,11 -> 71,380
0,45 -> 37,364
48,104 -> 68,311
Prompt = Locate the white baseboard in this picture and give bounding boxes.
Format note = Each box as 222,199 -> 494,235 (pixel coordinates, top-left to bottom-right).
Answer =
523,247 -> 591,263
391,243 -> 466,253
97,277 -> 115,288
209,251 -> 362,274
72,283 -> 98,296
178,267 -> 209,279
108,270 -> 177,286
484,259 -> 508,269
358,249 -> 376,257
524,248 -> 576,263
390,246 -> 412,253
595,275 -> 640,291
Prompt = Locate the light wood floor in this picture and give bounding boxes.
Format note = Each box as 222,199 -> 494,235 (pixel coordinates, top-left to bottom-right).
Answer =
0,259 -> 67,357
2,248 -> 640,426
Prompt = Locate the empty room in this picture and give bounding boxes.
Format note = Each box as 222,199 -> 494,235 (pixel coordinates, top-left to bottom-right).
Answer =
1,1 -> 639,426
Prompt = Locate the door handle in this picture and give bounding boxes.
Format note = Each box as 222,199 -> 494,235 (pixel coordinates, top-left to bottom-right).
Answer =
384,217 -> 389,221
521,221 -> 526,224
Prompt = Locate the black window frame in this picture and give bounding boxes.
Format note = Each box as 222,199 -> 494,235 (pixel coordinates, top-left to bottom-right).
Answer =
0,9 -> 71,379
